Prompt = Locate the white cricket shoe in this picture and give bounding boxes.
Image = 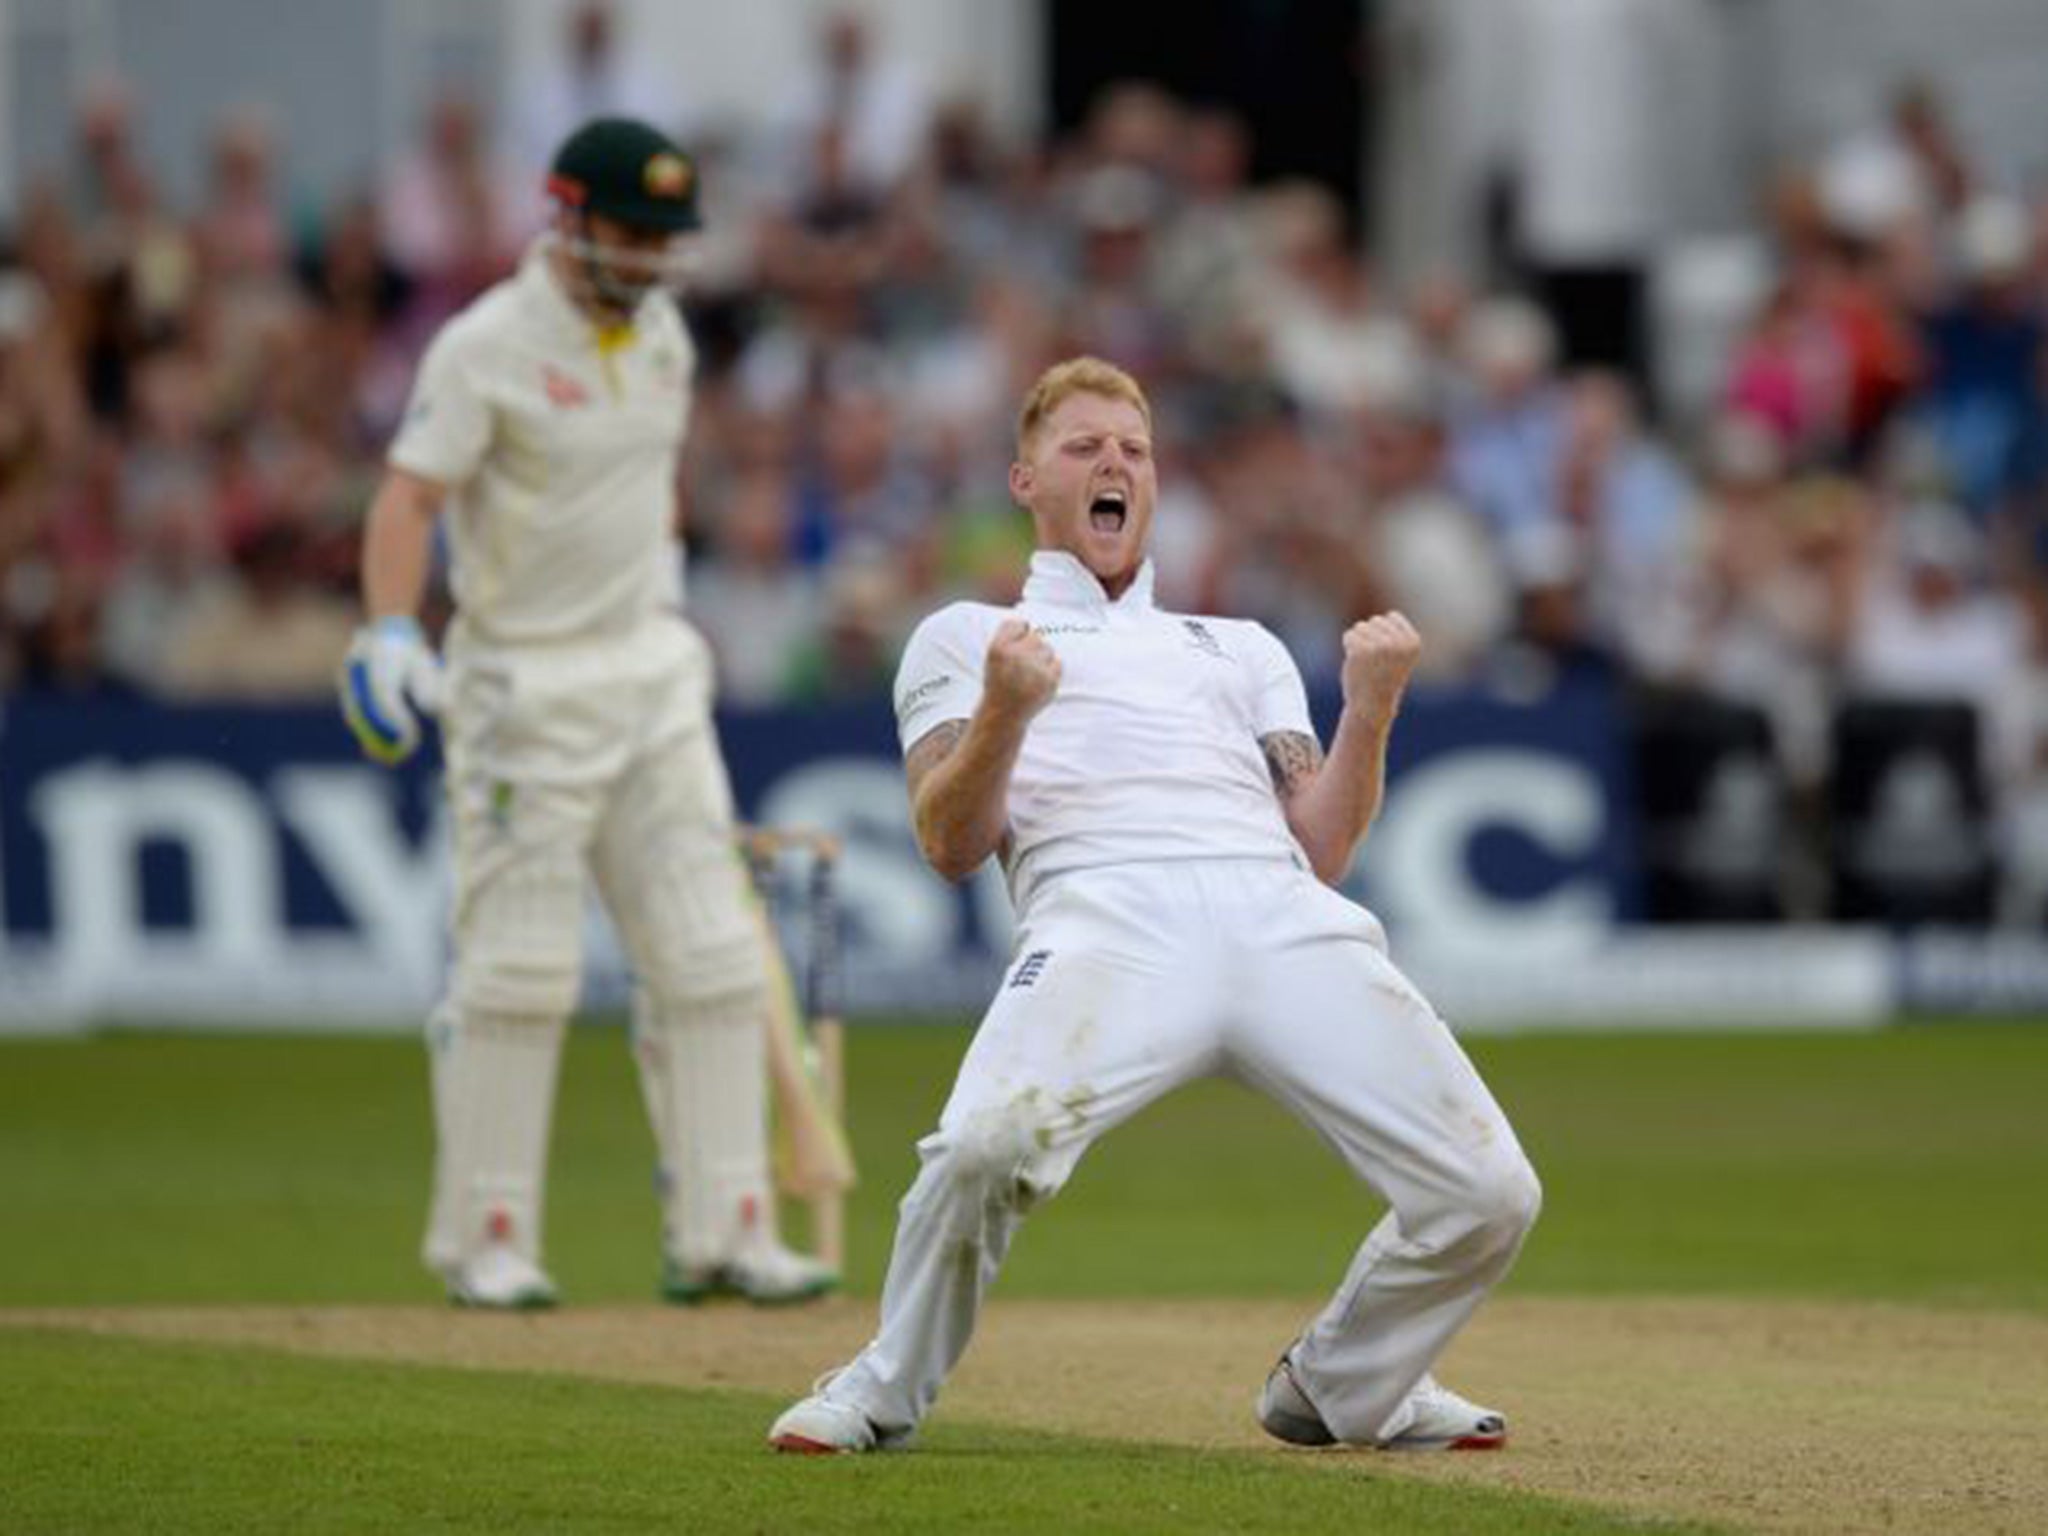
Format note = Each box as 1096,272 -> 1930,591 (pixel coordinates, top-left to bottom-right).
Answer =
662,1236 -> 837,1307
446,1244 -> 558,1310
767,1391 -> 880,1455
1376,1374 -> 1508,1451
1257,1347 -> 1506,1451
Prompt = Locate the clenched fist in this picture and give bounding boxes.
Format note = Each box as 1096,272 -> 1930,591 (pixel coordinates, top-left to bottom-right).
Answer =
983,617 -> 1062,723
1340,612 -> 1422,725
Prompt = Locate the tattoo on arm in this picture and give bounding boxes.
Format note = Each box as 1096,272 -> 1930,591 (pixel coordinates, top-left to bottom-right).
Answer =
904,719 -> 968,799
1261,730 -> 1323,804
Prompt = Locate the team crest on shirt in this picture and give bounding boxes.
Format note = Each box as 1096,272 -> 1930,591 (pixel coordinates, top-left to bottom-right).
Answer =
541,363 -> 590,409
1181,619 -> 1225,659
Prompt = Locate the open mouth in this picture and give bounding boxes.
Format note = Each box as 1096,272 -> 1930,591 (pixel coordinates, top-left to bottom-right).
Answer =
1089,489 -> 1128,533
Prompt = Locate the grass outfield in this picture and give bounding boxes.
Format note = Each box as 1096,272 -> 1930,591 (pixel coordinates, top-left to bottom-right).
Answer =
4,1022 -> 2046,1534
2,1022 -> 2045,1310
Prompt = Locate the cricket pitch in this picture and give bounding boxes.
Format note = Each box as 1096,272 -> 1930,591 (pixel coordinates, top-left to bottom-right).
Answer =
13,1295 -> 2045,1535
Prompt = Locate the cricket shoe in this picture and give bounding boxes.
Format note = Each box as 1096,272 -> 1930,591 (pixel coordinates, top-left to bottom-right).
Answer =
768,1387 -> 879,1455
446,1244 -> 558,1310
1257,1348 -> 1506,1451
661,1238 -> 837,1307
768,1371 -> 912,1455
1376,1374 -> 1508,1451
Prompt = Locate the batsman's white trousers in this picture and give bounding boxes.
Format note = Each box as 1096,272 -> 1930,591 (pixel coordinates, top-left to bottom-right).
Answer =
825,856 -> 1540,1444
423,615 -> 774,1274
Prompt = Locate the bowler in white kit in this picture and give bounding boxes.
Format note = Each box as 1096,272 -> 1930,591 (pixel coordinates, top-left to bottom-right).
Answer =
770,356 -> 1540,1454
339,117 -> 832,1310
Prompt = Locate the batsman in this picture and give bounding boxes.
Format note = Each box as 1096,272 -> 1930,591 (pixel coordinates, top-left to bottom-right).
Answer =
771,357 -> 1539,1454
340,116 -> 839,1309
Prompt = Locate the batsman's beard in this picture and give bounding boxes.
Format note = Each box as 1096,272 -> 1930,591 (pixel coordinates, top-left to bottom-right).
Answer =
554,224 -> 698,314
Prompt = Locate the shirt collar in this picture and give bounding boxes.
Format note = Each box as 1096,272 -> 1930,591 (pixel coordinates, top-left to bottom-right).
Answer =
1022,550 -> 1156,614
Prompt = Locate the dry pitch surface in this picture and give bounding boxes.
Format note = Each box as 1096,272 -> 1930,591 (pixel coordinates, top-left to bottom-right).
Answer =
15,1295 -> 2046,1536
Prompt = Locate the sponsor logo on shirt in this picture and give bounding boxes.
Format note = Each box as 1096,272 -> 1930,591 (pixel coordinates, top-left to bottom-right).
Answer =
1181,619 -> 1225,658
541,364 -> 591,409
1035,622 -> 1103,637
898,673 -> 953,724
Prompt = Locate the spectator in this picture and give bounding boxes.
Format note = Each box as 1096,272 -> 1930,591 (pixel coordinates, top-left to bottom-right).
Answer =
1058,163 -> 1178,379
1846,500 -> 2032,792
1152,107 -> 1264,374
195,108 -> 291,290
791,381 -> 934,564
1349,365 -> 1510,683
381,93 -> 521,331
1448,297 -> 1568,544
506,0 -> 680,192
1723,272 -> 1849,462
688,468 -> 819,707
157,521 -> 355,699
780,554 -> 906,702
1692,474 -> 1870,785
1918,196 -> 2048,519
1249,180 -> 1417,422
1554,371 -> 1696,667
773,8 -> 930,207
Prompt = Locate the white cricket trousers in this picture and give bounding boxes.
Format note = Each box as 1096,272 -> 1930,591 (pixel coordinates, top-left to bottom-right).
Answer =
826,856 -> 1540,1445
422,616 -> 775,1276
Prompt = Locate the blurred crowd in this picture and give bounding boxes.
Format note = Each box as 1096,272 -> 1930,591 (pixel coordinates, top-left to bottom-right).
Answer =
4,8 -> 2048,848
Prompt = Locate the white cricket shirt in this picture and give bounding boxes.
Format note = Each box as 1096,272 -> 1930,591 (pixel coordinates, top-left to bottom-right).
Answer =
389,238 -> 696,647
893,551 -> 1315,901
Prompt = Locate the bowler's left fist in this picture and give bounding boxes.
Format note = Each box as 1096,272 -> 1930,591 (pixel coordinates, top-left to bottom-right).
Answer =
1340,612 -> 1422,724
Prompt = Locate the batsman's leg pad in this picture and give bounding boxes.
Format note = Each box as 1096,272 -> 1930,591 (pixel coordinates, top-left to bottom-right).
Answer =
631,977 -> 776,1267
599,806 -> 779,1266
420,1003 -> 568,1275
451,843 -> 588,1019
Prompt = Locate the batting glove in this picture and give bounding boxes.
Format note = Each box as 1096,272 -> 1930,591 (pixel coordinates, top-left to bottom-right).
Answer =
339,616 -> 444,765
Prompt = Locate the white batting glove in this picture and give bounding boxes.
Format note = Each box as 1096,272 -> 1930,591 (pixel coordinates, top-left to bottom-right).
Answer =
339,616 -> 444,765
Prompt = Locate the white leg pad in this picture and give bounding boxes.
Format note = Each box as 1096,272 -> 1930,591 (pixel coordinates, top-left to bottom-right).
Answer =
595,728 -> 782,1268
632,974 -> 775,1268
421,1003 -> 568,1275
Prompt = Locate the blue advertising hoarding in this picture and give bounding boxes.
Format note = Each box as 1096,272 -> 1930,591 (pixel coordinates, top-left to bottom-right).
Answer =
0,676 -> 1651,1030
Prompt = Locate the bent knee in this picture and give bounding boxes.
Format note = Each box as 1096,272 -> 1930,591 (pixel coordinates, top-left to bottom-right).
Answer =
923,1099 -> 1060,1201
1466,1157 -> 1542,1247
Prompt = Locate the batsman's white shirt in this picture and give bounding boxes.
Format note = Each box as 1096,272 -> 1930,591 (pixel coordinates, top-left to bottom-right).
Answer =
390,238 -> 694,650
893,551 -> 1315,906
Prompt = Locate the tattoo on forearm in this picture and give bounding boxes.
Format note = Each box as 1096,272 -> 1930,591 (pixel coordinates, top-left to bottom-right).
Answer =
904,719 -> 968,795
1261,731 -> 1323,802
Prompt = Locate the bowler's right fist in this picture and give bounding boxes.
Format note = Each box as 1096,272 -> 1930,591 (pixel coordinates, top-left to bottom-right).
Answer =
984,618 -> 1061,721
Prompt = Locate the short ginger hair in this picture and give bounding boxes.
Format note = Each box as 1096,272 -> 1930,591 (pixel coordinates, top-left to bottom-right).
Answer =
1015,356 -> 1152,455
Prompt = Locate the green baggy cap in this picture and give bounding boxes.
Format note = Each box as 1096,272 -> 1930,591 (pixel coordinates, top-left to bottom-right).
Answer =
546,116 -> 702,233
